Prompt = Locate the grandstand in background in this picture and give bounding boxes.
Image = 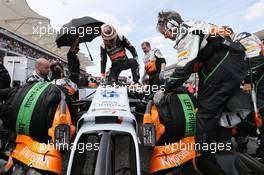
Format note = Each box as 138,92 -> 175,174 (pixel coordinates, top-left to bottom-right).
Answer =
0,0 -> 94,76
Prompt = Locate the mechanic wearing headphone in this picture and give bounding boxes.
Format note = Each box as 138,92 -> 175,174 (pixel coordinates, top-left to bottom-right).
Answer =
153,10 -> 248,153
233,32 -> 264,160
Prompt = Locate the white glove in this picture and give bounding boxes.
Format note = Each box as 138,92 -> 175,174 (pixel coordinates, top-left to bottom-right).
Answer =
159,70 -> 165,81
153,90 -> 165,105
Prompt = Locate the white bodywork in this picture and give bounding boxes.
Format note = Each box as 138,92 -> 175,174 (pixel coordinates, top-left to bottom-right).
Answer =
67,85 -> 141,175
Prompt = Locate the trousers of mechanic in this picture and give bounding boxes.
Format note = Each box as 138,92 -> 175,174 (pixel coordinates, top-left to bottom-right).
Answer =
141,41 -> 166,88
154,11 -> 248,150
100,24 -> 140,83
234,32 -> 264,156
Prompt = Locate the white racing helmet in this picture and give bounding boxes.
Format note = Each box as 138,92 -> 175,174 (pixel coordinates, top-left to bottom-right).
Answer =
101,24 -> 117,41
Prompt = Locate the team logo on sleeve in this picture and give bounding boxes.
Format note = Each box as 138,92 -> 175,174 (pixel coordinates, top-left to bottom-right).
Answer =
177,50 -> 188,60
